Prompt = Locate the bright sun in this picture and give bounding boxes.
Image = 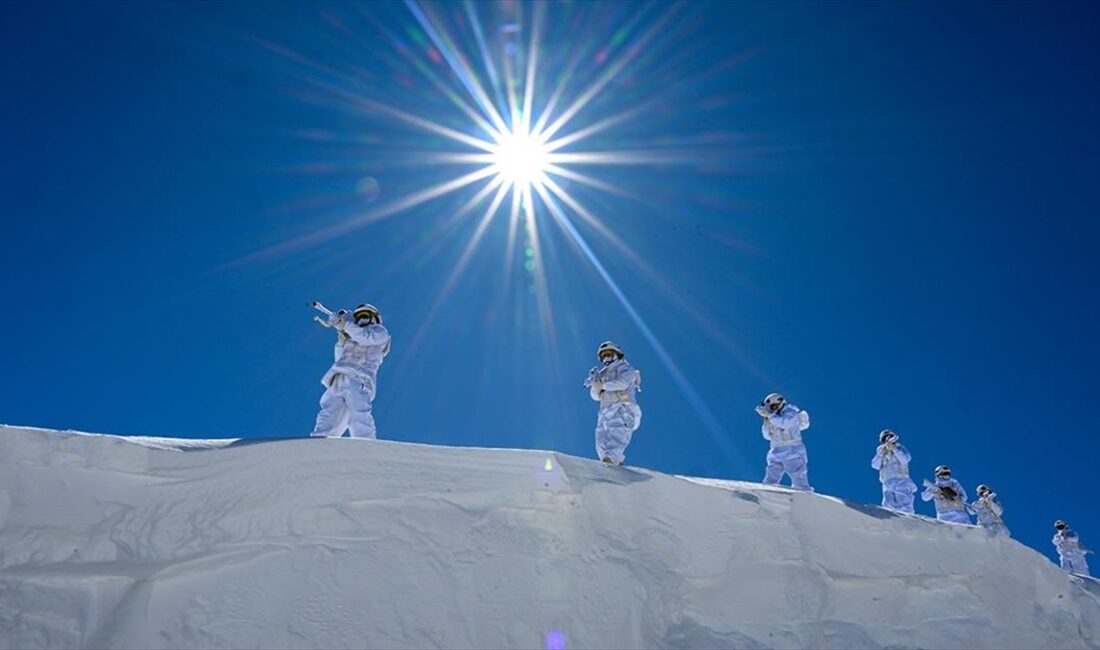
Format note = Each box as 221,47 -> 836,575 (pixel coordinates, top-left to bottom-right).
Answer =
490,128 -> 549,191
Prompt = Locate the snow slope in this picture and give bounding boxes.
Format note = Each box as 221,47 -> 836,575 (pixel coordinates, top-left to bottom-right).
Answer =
1,425 -> 1098,649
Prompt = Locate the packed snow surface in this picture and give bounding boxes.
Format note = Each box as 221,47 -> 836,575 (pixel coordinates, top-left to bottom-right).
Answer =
1,425 -> 1098,649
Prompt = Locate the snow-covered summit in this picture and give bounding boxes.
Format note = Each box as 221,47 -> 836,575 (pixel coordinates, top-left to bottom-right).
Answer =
1,424 -> 1098,649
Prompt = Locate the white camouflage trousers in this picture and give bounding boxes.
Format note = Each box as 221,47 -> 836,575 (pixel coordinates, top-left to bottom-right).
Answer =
311,373 -> 377,439
881,476 -> 917,514
763,443 -> 811,491
1062,554 -> 1090,576
595,402 -> 641,465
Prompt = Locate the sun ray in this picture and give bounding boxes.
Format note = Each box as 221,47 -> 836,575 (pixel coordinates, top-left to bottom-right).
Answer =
538,177 -> 766,383
250,45 -> 499,153
538,176 -> 702,332
528,35 -> 587,137
382,152 -> 496,165
538,3 -> 681,142
522,184 -> 558,354
352,96 -> 498,153
520,1 -> 545,134
541,164 -> 633,199
534,183 -> 749,471
503,184 -> 523,283
318,5 -> 499,140
404,0 -> 509,135
405,179 -> 511,353
368,175 -> 505,287
464,1 -> 508,117
231,166 -> 499,267
392,36 -> 501,140
539,177 -> 643,260
498,8 -> 524,132
529,1 -> 654,136
541,103 -> 649,153
544,150 -> 702,165
243,34 -> 502,152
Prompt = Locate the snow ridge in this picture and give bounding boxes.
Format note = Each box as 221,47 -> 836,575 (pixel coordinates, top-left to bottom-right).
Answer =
1,425 -> 1098,649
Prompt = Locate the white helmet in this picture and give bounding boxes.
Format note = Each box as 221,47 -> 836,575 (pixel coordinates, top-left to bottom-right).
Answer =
976,484 -> 992,497
597,341 -> 623,362
879,429 -> 899,444
1055,519 -> 1068,530
934,465 -> 951,478
762,393 -> 785,413
353,304 -> 381,324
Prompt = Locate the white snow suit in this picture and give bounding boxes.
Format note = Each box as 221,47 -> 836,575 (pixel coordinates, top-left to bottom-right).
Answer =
921,477 -> 970,524
586,358 -> 641,465
971,494 -> 1009,535
1054,529 -> 1091,575
871,443 -> 917,514
761,403 -> 811,491
311,316 -> 391,439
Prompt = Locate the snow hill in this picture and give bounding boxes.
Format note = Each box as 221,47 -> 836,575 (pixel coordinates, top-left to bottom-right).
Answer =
1,425 -> 1099,649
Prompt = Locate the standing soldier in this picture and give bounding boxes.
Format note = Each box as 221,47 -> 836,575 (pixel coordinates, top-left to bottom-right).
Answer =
1053,520 -> 1091,576
584,341 -> 641,466
921,465 -> 971,524
970,485 -> 1009,535
871,429 -> 917,514
310,303 -> 391,439
756,393 -> 812,491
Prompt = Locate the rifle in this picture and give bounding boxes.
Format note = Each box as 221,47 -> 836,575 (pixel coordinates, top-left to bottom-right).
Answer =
922,479 -> 959,501
311,301 -> 349,341
311,301 -> 341,327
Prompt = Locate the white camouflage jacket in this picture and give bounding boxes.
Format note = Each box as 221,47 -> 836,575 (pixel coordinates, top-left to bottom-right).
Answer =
321,316 -> 391,391
586,358 -> 641,409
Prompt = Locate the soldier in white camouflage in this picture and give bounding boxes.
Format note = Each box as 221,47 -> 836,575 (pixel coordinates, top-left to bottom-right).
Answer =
757,393 -> 812,491
310,303 -> 390,439
584,341 -> 641,466
921,465 -> 970,524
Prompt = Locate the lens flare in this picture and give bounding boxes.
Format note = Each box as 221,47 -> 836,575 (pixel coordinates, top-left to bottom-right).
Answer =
491,128 -> 549,191
545,630 -> 567,650
238,1 -> 754,473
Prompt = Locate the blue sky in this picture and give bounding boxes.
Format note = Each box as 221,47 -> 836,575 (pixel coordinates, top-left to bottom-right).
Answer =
3,1 -> 1098,560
